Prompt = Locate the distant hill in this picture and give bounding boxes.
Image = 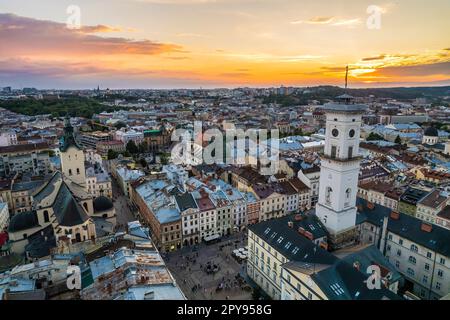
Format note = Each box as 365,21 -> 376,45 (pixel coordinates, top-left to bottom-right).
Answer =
262,86 -> 450,106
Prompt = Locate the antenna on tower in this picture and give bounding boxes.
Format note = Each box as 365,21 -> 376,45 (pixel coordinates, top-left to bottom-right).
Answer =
345,65 -> 349,89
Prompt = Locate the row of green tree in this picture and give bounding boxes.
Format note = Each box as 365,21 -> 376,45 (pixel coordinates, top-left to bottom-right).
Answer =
106,141 -> 170,166
0,96 -> 120,119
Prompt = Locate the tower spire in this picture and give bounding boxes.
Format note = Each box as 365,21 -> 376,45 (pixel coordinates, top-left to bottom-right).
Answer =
345,65 -> 349,89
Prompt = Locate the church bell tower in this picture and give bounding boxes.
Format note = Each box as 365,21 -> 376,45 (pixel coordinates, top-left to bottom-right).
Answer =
60,115 -> 86,186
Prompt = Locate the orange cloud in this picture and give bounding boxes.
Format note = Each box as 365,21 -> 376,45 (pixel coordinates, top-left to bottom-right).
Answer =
0,13 -> 182,57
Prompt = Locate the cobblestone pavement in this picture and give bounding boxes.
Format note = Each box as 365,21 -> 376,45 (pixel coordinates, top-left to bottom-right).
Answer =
164,232 -> 253,300
111,178 -> 136,231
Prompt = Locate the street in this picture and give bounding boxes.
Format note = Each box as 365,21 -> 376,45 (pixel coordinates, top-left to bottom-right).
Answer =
111,177 -> 136,231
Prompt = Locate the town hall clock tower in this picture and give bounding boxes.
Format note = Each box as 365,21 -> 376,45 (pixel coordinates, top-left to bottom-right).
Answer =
315,94 -> 367,249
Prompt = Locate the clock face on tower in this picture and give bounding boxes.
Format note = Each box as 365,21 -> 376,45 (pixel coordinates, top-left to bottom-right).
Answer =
349,129 -> 355,138
332,129 -> 339,137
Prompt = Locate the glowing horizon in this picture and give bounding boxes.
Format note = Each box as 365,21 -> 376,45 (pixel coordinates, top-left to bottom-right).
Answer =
0,0 -> 449,89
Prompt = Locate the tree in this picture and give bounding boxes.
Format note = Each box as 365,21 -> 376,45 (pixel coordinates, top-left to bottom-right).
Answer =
107,149 -> 118,160
126,140 -> 139,154
122,150 -> 132,157
140,158 -> 148,168
160,153 -> 170,165
366,132 -> 385,141
252,287 -> 262,300
139,141 -> 148,153
395,135 -> 402,144
114,122 -> 126,129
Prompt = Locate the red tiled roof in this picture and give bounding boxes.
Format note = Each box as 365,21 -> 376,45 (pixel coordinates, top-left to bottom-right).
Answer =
0,142 -> 49,154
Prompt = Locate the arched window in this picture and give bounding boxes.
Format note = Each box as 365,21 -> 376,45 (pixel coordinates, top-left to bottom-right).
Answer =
76,168 -> 80,175
411,244 -> 418,252
83,203 -> 88,212
409,256 -> 417,265
43,210 -> 49,223
344,188 -> 351,207
325,187 -> 333,204
68,169 -> 72,176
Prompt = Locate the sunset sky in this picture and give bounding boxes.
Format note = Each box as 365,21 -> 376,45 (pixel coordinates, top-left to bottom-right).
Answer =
0,0 -> 449,89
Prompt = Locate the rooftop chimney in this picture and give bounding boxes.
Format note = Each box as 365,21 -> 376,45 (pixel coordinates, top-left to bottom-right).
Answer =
421,222 -> 433,233
390,211 -> 400,220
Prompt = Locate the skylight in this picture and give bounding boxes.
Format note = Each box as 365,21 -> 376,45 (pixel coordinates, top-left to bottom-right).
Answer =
330,283 -> 345,296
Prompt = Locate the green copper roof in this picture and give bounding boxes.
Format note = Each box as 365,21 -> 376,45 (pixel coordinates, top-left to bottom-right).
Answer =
60,116 -> 81,152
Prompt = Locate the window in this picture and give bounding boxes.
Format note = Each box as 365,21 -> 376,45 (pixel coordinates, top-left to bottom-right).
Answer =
439,258 -> 446,265
76,168 -> 80,175
348,146 -> 353,159
436,282 -> 441,290
408,256 -> 416,265
427,252 -> 432,259
425,263 -> 430,271
307,292 -> 313,300
395,261 -> 400,268
422,275 -> 428,284
325,187 -> 333,204
43,210 -> 49,223
407,268 -> 415,277
437,269 -> 444,278
68,169 -> 72,176
331,146 -> 337,158
397,249 -> 402,257
399,239 -> 403,245
410,244 -> 418,253
349,129 -> 355,138
332,129 -> 339,137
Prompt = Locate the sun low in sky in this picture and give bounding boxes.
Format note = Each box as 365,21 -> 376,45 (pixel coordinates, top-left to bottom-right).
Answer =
0,0 -> 449,89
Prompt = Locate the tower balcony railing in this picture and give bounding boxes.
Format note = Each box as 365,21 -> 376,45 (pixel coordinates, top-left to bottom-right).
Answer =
320,153 -> 363,162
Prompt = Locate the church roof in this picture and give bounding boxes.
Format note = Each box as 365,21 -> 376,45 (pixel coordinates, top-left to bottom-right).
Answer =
93,196 -> 114,213
60,116 -> 81,152
24,225 -> 56,259
32,171 -> 62,203
424,126 -> 438,137
52,183 -> 90,227
32,171 -> 91,228
8,211 -> 39,233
